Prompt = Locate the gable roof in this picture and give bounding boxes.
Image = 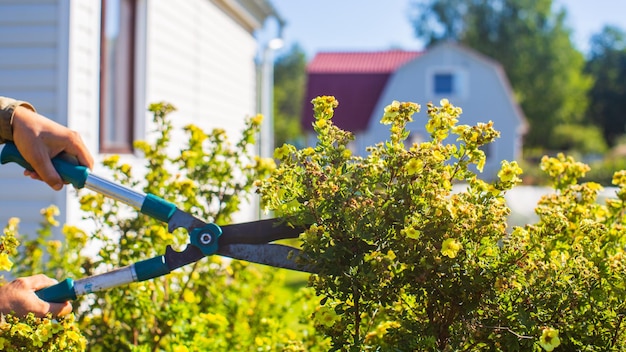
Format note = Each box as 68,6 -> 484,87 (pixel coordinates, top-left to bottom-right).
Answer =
302,50 -> 422,132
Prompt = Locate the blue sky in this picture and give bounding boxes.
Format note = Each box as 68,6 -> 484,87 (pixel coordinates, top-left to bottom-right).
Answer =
266,0 -> 626,59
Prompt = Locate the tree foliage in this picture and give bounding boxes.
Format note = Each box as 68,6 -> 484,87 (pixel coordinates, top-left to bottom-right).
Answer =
410,0 -> 593,150
585,25 -> 626,147
273,44 -> 307,148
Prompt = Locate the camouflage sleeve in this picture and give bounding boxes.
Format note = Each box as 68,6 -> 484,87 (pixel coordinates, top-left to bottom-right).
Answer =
0,96 -> 36,143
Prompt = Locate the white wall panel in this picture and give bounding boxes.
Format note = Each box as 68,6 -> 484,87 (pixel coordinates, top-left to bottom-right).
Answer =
63,0 -> 102,229
0,0 -> 100,235
0,0 -> 266,232
145,0 -> 258,142
0,0 -> 65,234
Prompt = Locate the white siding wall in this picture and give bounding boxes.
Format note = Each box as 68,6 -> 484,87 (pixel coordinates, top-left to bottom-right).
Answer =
141,0 -> 260,221
0,0 -> 101,236
64,1 -> 102,229
0,0 -> 68,236
0,0 -> 263,235
145,0 -> 258,141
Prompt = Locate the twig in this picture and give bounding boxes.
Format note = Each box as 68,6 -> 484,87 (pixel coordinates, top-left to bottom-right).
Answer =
478,324 -> 534,340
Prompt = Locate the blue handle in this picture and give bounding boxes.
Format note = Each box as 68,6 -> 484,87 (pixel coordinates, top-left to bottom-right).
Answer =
134,256 -> 171,282
0,142 -> 89,189
141,193 -> 177,223
35,278 -> 77,303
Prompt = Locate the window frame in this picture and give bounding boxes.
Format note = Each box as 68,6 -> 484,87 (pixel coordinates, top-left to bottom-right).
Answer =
426,66 -> 468,101
99,0 -> 137,153
433,73 -> 454,95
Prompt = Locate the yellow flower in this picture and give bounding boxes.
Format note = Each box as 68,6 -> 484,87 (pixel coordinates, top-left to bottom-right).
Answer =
255,157 -> 277,174
66,330 -> 82,342
405,158 -> 424,176
539,327 -> 561,351
255,336 -> 271,347
381,100 -> 401,124
402,226 -> 420,240
120,163 -> 131,175
35,323 -> 53,342
315,118 -> 328,129
182,290 -> 196,303
200,312 -> 228,327
251,113 -> 264,126
476,155 -> 486,172
0,337 -> 8,349
498,160 -> 522,183
7,217 -> 19,228
41,205 -> 60,227
441,238 -> 462,258
302,147 -> 315,156
0,253 -> 13,271
173,345 -> 189,352
314,305 -> 338,328
103,154 -> 120,167
613,170 -> 626,187
10,322 -> 32,337
273,144 -> 292,160
0,319 -> 10,332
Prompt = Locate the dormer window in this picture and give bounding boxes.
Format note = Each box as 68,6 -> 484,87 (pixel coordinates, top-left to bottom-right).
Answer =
427,67 -> 468,101
434,73 -> 454,94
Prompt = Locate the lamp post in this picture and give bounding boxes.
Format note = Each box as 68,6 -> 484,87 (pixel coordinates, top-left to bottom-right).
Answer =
257,19 -> 284,219
259,37 -> 284,160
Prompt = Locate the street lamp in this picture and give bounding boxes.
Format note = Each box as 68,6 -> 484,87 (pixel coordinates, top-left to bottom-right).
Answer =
259,31 -> 284,160
256,18 -> 284,219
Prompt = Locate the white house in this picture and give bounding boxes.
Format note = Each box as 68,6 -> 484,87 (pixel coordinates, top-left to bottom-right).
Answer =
0,0 -> 281,236
303,42 -> 528,180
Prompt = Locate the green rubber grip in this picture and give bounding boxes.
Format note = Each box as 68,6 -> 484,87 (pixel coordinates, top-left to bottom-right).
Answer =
35,278 -> 77,303
140,193 -> 177,223
134,256 -> 171,282
0,142 -> 88,189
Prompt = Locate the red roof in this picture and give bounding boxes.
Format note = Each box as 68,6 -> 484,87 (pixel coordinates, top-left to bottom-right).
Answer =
307,51 -> 422,73
302,50 -> 422,132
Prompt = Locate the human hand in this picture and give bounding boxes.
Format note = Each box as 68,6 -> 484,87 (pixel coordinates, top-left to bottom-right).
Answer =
0,274 -> 73,317
11,105 -> 94,190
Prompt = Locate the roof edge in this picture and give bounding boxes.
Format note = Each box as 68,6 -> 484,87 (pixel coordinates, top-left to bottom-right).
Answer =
212,0 -> 280,32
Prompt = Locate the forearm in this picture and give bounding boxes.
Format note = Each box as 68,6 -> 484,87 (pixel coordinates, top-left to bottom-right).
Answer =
0,96 -> 36,143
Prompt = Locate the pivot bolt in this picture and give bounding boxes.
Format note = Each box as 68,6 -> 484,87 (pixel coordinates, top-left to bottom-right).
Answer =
199,233 -> 212,245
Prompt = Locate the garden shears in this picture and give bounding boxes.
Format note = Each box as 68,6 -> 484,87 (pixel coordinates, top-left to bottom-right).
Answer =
0,142 -> 313,303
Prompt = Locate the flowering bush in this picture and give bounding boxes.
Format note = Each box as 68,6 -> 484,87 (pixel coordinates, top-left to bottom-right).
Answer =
257,96 -> 626,350
0,215 -> 87,351
2,103 -> 325,351
1,97 -> 625,350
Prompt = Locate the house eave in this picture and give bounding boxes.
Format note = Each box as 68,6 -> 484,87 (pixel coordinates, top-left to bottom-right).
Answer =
212,0 -> 281,32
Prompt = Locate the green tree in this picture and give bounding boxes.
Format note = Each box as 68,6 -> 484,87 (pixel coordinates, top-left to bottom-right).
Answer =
273,44 -> 307,148
410,0 -> 593,150
585,25 -> 626,147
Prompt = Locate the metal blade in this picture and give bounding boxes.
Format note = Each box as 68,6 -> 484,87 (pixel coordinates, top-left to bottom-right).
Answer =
164,244 -> 205,271
218,218 -> 304,245
167,209 -> 208,233
216,244 -> 316,273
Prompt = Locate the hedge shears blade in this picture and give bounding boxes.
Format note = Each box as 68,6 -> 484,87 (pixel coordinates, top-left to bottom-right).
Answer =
0,142 -> 313,303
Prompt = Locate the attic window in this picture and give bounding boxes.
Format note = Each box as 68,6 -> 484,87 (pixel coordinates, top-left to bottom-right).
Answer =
434,73 -> 454,94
